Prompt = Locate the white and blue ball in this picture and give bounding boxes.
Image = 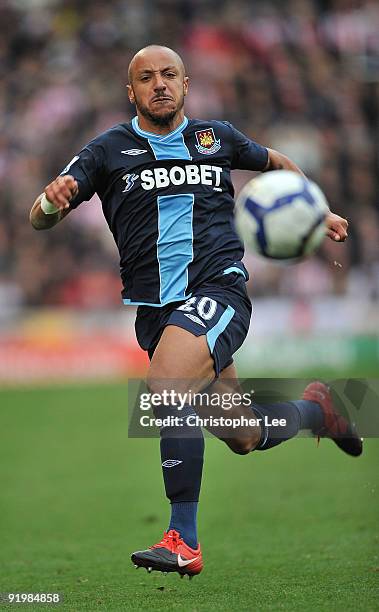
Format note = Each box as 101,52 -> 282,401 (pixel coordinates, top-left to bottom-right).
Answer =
235,170 -> 329,260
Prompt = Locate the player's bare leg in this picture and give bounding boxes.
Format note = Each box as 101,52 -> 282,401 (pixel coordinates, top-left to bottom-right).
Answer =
147,325 -> 262,453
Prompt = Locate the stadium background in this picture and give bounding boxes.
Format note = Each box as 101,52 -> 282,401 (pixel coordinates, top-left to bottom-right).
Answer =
0,0 -> 378,381
0,1 -> 378,610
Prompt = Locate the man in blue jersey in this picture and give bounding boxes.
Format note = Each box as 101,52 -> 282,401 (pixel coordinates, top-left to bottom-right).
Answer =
30,45 -> 362,578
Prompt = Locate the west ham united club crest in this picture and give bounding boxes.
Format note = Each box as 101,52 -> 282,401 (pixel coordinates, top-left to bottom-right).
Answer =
195,128 -> 221,155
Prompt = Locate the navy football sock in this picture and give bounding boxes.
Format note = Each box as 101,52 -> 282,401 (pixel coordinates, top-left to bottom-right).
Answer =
169,502 -> 198,549
253,402 -> 300,450
293,399 -> 324,432
156,404 -> 204,548
253,399 -> 323,450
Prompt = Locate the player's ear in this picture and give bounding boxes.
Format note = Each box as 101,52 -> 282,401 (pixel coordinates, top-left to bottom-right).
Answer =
183,76 -> 189,96
127,84 -> 135,104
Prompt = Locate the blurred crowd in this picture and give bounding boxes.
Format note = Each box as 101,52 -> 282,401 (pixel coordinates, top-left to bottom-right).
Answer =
1,0 -> 378,310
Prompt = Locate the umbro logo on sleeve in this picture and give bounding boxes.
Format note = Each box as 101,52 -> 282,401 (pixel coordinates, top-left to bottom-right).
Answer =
121,149 -> 147,155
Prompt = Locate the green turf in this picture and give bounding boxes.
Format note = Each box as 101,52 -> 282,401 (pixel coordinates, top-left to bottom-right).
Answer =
0,384 -> 378,611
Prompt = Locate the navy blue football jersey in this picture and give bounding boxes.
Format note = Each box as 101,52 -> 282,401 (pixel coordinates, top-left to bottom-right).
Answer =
61,117 -> 268,306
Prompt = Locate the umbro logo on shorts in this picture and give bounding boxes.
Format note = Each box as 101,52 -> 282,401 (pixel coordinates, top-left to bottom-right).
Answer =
183,313 -> 206,327
121,149 -> 147,155
162,460 -> 183,468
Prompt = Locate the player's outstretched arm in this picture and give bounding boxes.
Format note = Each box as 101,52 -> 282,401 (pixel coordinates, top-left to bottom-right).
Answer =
263,148 -> 305,177
30,175 -> 78,230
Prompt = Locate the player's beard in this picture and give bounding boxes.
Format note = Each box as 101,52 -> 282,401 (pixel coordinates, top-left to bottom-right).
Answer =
134,92 -> 185,127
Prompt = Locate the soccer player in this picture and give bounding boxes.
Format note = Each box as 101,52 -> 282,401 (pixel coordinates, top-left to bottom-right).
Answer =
30,45 -> 362,579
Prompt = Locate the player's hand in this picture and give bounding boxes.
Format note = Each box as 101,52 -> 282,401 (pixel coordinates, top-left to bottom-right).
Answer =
43,175 -> 78,210
325,212 -> 348,242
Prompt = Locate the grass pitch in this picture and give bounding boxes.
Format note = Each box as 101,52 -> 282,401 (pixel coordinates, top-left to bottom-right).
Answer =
0,383 -> 378,611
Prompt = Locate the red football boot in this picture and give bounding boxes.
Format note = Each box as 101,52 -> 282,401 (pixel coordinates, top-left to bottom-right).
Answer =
302,381 -> 363,456
131,529 -> 203,578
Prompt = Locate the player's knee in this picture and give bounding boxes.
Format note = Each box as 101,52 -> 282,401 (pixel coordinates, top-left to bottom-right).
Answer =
227,439 -> 253,455
226,432 -> 260,455
146,374 -> 166,397
146,367 -> 180,398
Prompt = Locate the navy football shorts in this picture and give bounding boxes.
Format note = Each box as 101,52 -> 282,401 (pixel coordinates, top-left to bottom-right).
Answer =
135,270 -> 252,376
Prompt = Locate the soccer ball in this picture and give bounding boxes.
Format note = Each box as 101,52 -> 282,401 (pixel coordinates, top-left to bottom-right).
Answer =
235,170 -> 329,260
